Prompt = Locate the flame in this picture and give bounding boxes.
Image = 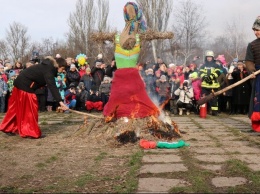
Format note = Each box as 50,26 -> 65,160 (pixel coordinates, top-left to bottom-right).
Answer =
105,105 -> 119,123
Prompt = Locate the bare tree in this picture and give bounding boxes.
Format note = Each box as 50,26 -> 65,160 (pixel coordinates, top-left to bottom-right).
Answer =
66,0 -> 110,60
6,22 -> 30,62
0,40 -> 9,60
171,0 -> 207,65
136,0 -> 173,62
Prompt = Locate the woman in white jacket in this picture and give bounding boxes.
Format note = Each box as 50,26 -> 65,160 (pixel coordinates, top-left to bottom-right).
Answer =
174,80 -> 194,115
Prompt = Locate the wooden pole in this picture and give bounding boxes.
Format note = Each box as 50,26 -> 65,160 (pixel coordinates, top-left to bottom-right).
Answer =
69,109 -> 103,119
197,69 -> 260,105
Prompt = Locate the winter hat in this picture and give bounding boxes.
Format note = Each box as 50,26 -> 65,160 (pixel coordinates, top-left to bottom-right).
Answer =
189,72 -> 198,79
252,16 -> 260,30
86,67 -> 91,72
103,76 -> 109,82
97,53 -> 103,59
145,68 -> 154,75
8,70 -> 16,78
69,83 -> 76,88
233,58 -> 238,63
216,55 -> 227,66
160,75 -> 167,81
78,82 -> 85,89
70,64 -> 76,69
56,54 -> 61,58
168,63 -> 175,68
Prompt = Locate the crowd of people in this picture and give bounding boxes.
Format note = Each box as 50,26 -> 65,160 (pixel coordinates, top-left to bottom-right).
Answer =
0,51 -> 252,116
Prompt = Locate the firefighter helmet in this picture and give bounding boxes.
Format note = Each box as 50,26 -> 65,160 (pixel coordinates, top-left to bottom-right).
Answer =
205,50 -> 214,57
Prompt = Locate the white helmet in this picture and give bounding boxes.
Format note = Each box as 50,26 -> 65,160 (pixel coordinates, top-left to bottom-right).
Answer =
205,50 -> 214,57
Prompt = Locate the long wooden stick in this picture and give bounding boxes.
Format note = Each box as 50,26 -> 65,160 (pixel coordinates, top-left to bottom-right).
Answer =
197,69 -> 260,105
69,109 -> 103,119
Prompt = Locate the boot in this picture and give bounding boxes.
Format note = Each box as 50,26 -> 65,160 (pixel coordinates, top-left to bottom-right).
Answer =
179,108 -> 183,115
186,110 -> 190,115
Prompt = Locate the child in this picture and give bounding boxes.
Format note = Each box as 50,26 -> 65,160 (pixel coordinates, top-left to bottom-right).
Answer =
80,67 -> 95,94
85,86 -> 103,112
174,80 -> 194,115
7,70 -> 16,95
56,75 -> 67,100
189,72 -> 201,114
99,76 -> 111,107
64,84 -> 77,111
76,82 -> 88,111
0,72 -> 8,113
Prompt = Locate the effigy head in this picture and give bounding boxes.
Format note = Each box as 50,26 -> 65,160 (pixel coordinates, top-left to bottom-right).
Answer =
120,2 -> 146,50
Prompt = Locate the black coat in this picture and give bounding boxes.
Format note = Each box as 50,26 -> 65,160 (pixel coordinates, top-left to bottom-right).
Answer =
14,59 -> 62,102
231,68 -> 251,105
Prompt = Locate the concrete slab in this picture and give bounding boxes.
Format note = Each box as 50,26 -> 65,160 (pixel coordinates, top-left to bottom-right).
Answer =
199,164 -> 222,171
140,163 -> 188,174
211,177 -> 247,187
194,154 -> 229,163
138,178 -> 190,193
248,163 -> 260,171
142,155 -> 182,163
144,149 -> 180,154
224,146 -> 260,154
191,147 -> 225,154
235,154 -> 260,164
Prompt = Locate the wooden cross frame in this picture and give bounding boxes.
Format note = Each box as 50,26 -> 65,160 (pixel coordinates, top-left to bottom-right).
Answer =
90,3 -> 173,50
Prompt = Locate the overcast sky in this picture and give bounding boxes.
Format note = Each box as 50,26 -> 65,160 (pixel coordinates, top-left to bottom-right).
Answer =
0,0 -> 259,43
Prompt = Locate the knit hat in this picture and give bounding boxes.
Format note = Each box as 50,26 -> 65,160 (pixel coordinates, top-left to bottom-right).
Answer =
8,70 -> 16,78
145,68 -> 153,75
103,76 -> 109,82
97,53 -> 103,59
70,64 -> 76,69
233,58 -> 238,63
56,54 -> 61,58
69,83 -> 76,89
78,82 -> 85,89
252,16 -> 260,30
160,75 -> 167,81
216,55 -> 227,66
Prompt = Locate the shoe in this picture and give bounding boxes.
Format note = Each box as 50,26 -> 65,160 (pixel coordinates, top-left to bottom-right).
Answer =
5,132 -> 16,136
186,110 -> 190,115
179,108 -> 183,115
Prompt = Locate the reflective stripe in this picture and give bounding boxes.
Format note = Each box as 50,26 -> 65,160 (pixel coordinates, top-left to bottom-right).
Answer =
211,107 -> 218,110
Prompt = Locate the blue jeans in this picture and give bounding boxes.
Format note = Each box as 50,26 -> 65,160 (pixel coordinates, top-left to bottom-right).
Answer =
67,99 -> 76,109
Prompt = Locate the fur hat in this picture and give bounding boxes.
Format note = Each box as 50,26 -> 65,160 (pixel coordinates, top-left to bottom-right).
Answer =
145,68 -> 154,75
252,16 -> 260,30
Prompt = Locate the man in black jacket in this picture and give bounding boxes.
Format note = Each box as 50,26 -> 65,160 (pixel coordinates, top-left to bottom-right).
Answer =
0,56 -> 68,138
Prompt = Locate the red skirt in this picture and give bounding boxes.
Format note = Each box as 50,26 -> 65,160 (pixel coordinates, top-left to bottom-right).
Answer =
0,87 -> 41,138
103,68 -> 159,118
